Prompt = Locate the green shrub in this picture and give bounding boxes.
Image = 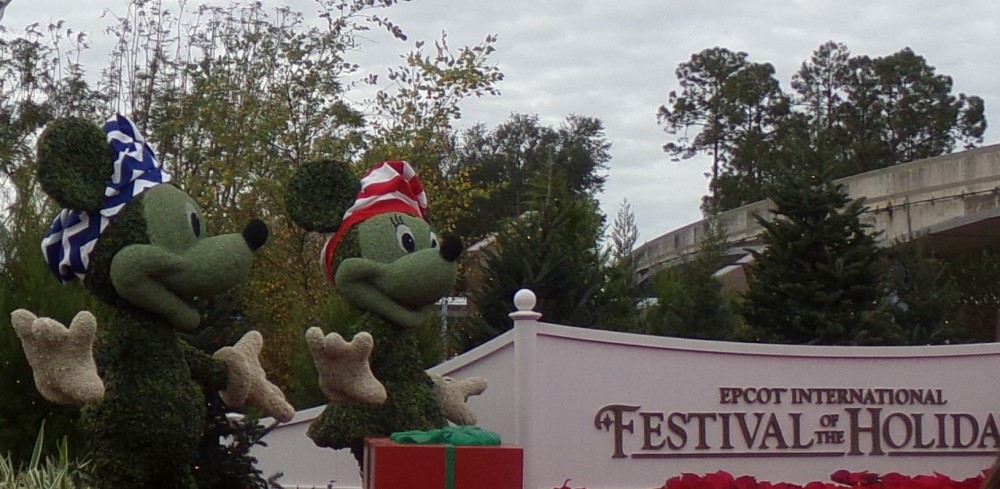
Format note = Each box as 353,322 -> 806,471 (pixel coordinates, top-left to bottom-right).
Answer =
0,422 -> 92,489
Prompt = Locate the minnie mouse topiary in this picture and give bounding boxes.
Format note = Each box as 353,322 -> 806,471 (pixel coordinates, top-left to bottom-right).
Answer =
285,159 -> 486,464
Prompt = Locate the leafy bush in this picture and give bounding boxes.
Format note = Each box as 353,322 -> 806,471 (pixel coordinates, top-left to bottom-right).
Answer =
0,423 -> 92,489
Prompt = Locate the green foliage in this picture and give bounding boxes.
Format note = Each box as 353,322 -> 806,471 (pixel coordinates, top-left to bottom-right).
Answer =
284,160 -> 358,234
0,1 -> 504,485
2,0 -> 499,476
939,245 -> 1000,342
369,32 -> 503,154
598,200 -> 643,332
741,170 -> 899,345
882,244 -> 961,345
658,47 -> 790,213
356,31 -> 502,252
0,25 -> 130,474
812,45 -> 985,173
0,226 -> 104,466
471,181 -> 607,343
660,42 -> 992,345
36,118 -> 110,212
448,113 -> 611,243
192,407 -> 274,489
0,423 -> 93,489
82,313 -> 205,489
660,43 -> 987,212
646,220 -> 741,340
459,114 -> 645,344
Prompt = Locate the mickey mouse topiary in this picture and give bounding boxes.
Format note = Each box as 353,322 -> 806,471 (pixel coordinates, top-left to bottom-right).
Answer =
286,159 -> 486,464
10,115 -> 292,489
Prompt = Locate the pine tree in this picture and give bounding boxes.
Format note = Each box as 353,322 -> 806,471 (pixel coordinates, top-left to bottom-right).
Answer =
741,170 -> 900,345
883,244 -> 961,345
470,178 -> 606,346
598,199 -> 642,332
660,43 -> 987,213
646,219 -> 741,340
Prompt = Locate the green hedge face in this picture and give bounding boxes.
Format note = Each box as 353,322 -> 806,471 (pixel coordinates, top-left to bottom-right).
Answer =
109,184 -> 260,331
335,213 -> 457,329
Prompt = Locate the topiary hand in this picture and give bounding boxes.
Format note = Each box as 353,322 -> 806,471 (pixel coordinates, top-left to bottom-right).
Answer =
214,330 -> 294,422
430,373 -> 487,426
10,309 -> 105,405
306,327 -> 387,405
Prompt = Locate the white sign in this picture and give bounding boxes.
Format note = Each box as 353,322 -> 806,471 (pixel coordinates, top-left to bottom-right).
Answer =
255,296 -> 1000,489
431,315 -> 1000,489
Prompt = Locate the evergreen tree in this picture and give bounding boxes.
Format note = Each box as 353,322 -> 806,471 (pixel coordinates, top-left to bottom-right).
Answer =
940,245 -> 1000,342
469,179 -> 606,346
657,47 -> 790,213
448,113 -> 611,243
883,244 -> 961,345
741,169 -> 899,345
598,199 -> 642,332
645,219 -> 741,340
660,43 -> 987,212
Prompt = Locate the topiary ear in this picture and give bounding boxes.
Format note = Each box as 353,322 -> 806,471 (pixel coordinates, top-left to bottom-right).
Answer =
37,117 -> 112,212
285,159 -> 359,233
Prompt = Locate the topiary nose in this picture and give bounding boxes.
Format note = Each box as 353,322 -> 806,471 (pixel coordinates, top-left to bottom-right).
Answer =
440,234 -> 463,262
243,219 -> 269,251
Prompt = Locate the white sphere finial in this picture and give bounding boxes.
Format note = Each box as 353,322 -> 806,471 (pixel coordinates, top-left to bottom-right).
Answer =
513,289 -> 537,311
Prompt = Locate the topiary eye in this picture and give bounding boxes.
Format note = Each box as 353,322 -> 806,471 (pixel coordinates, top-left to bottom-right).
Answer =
190,211 -> 201,238
430,232 -> 439,249
395,223 -> 416,253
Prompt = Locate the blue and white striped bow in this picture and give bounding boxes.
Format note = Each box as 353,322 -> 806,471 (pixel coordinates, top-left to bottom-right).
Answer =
41,114 -> 172,282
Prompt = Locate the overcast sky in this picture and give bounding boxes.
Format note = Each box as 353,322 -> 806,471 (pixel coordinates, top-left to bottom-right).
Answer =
4,0 -> 1000,244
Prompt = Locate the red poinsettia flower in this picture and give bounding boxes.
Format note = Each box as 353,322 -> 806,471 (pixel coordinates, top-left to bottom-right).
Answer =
771,481 -> 804,489
879,471 -> 912,489
830,470 -> 879,486
733,475 -> 759,489
703,470 -> 737,489
665,472 -> 715,489
805,480 -> 841,489
574,468 -> 987,489
957,473 -> 989,489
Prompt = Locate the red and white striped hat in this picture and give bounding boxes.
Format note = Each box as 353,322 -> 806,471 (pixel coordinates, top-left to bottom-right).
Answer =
321,160 -> 427,281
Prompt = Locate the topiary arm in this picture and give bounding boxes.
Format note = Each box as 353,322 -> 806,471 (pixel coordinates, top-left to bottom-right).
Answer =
213,331 -> 295,422
430,373 -> 487,426
10,309 -> 105,405
306,327 -> 386,405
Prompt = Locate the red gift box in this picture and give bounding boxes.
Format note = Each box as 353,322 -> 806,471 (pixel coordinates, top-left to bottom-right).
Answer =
363,437 -> 523,489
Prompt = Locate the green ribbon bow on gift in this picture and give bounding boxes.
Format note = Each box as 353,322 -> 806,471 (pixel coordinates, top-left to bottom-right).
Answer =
390,425 -> 501,446
390,426 -> 502,489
